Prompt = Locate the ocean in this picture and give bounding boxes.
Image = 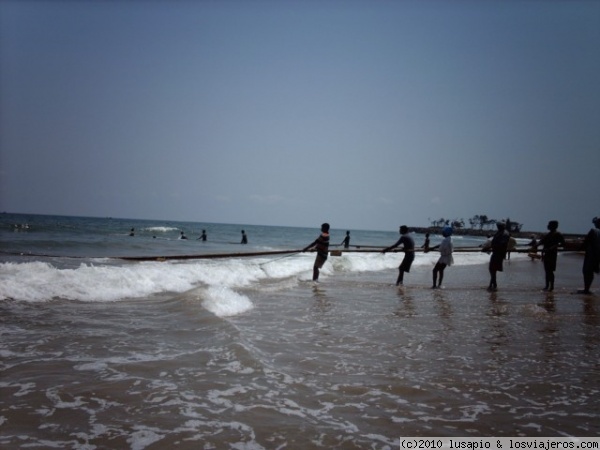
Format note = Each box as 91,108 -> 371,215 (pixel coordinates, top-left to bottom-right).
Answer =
1,213 -> 598,449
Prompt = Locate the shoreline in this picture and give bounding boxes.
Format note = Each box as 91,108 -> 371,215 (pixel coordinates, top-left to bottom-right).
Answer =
2,247 -> 598,444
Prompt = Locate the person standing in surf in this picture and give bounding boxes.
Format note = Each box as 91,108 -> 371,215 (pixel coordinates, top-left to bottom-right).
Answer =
538,220 -> 565,291
527,234 -> 539,259
382,225 -> 415,286
483,221 -> 510,291
340,231 -> 351,249
421,232 -> 431,253
579,216 -> 600,295
240,230 -> 248,244
431,226 -> 454,289
303,223 -> 330,282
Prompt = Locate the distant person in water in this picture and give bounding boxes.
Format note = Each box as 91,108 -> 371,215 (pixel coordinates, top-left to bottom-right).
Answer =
197,230 -> 207,241
341,231 -> 350,249
303,223 -> 330,282
482,221 -> 509,291
421,232 -> 431,253
382,225 -> 415,286
506,235 -> 517,260
431,226 -> 454,289
180,231 -> 188,240
538,220 -> 565,291
241,230 -> 248,244
527,234 -> 539,259
579,216 -> 600,295
129,228 -> 135,237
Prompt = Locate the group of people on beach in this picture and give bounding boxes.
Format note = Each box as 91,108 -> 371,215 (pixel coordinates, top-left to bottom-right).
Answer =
303,218 -> 600,295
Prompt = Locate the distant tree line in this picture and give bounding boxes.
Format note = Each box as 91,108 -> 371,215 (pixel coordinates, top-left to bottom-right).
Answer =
428,215 -> 522,233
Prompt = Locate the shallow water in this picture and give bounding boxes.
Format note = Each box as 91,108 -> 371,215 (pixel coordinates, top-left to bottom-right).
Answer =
1,215 -> 599,448
2,254 -> 599,449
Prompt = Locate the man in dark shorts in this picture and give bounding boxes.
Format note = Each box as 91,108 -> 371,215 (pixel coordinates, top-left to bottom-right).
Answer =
382,225 -> 415,286
579,216 -> 600,294
484,221 -> 510,291
340,231 -> 351,249
303,223 -> 330,282
538,220 -> 565,291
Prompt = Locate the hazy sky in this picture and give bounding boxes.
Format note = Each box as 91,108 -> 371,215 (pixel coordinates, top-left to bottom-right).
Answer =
1,1 -> 598,233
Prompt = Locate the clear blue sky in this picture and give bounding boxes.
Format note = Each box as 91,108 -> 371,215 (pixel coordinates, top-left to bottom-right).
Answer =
1,0 -> 598,233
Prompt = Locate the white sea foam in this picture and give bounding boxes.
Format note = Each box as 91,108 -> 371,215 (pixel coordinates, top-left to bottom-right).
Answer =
202,286 -> 254,317
128,427 -> 164,450
0,261 -> 198,303
0,251 -> 523,307
142,226 -> 178,233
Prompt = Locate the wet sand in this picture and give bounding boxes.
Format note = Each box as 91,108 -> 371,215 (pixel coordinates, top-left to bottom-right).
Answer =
1,252 -> 599,449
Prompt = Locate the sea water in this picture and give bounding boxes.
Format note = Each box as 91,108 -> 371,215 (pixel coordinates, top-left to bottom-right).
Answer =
0,214 -> 490,305
1,213 -> 598,449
